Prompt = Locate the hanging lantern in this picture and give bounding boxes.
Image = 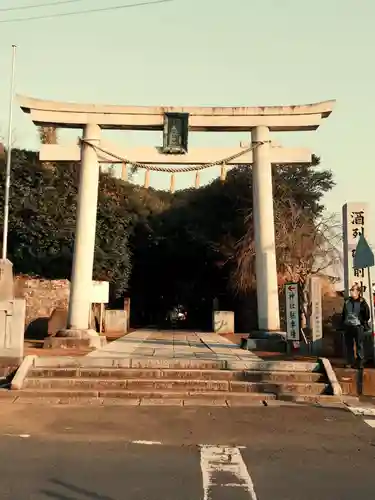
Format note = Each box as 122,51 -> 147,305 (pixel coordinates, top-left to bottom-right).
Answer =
162,112 -> 189,154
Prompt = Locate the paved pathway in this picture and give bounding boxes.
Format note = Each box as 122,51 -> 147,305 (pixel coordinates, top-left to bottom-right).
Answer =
87,329 -> 260,360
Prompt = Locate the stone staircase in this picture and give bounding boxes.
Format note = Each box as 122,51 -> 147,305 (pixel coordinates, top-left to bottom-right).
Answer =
11,357 -> 341,406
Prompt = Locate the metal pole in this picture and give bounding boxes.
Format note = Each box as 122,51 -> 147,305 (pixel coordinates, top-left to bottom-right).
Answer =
99,303 -> 103,334
2,45 -> 17,260
367,266 -> 375,362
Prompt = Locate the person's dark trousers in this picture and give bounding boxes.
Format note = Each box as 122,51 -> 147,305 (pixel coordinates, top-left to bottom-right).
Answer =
344,325 -> 364,368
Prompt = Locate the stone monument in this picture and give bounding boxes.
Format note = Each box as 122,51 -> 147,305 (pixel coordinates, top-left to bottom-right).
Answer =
0,259 -> 25,361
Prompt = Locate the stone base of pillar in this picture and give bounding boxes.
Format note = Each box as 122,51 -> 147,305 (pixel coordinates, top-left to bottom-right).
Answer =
56,328 -> 98,339
47,328 -> 107,350
44,336 -> 107,350
241,330 -> 287,353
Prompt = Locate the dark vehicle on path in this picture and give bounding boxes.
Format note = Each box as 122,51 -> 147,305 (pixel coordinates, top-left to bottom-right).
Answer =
165,305 -> 188,329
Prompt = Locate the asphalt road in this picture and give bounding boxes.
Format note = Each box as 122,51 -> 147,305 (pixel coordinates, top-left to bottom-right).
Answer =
0,403 -> 375,499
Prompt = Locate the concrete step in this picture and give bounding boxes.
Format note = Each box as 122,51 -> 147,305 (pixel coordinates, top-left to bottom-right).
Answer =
24,377 -> 330,395
11,389 -> 340,406
28,368 -> 326,383
230,381 -> 331,395
278,393 -> 343,404
13,388 -> 277,406
33,357 -> 320,372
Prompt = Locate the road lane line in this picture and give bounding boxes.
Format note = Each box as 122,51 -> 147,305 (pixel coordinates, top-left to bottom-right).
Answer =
364,419 -> 375,428
200,445 -> 257,500
131,440 -> 162,445
199,444 -> 246,449
347,406 -> 375,417
3,434 -> 30,438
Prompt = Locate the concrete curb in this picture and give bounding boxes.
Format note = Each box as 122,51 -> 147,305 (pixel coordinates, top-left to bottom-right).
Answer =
11,355 -> 37,390
320,357 -> 343,398
227,360 -> 319,372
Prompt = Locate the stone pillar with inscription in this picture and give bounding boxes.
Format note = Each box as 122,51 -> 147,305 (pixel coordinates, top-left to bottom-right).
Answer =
308,275 -> 323,354
342,203 -> 371,306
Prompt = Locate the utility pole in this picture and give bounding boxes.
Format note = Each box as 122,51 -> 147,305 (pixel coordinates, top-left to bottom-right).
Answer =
2,44 -> 17,260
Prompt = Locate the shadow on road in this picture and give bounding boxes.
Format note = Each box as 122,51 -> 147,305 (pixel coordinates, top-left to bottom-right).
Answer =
42,479 -> 114,500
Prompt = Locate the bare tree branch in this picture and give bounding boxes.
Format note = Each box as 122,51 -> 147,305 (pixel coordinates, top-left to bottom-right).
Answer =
229,193 -> 341,297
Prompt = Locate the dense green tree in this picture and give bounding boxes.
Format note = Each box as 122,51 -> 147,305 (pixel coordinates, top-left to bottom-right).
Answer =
0,149 -> 135,296
129,157 -> 336,329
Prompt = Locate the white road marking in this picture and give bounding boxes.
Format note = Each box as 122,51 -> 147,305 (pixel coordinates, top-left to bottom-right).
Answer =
199,444 -> 246,449
200,445 -> 257,500
346,405 -> 375,428
3,434 -> 30,438
131,440 -> 162,445
347,406 -> 375,417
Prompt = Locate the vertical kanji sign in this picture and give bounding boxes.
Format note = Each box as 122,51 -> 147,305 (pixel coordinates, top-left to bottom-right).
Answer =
342,203 -> 371,306
309,276 -> 323,353
285,283 -> 300,341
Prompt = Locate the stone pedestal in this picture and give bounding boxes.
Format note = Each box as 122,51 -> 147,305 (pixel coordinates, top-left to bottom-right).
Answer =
44,333 -> 106,350
242,330 -> 287,353
105,309 -> 128,335
0,299 -> 25,361
0,259 -> 14,301
47,327 -> 107,350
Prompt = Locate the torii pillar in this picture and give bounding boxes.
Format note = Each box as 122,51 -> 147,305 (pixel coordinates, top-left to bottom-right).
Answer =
58,122 -> 105,348
252,126 -> 279,331
18,96 -> 335,341
67,124 -> 101,335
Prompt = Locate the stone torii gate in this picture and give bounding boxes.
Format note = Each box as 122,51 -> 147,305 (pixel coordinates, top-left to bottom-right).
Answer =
18,96 -> 334,344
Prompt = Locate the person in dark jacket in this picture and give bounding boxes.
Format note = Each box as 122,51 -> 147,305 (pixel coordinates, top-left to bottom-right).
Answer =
341,284 -> 370,368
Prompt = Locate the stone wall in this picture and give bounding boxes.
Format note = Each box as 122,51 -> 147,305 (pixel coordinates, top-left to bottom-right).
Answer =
14,276 -> 70,329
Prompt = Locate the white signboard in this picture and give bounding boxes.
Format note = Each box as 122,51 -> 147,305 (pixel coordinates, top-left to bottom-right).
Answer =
285,283 -> 300,341
342,203 -> 371,306
90,281 -> 109,304
309,276 -> 323,350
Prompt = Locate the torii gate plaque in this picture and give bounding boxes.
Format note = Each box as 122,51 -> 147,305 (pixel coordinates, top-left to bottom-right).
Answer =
18,96 -> 334,344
